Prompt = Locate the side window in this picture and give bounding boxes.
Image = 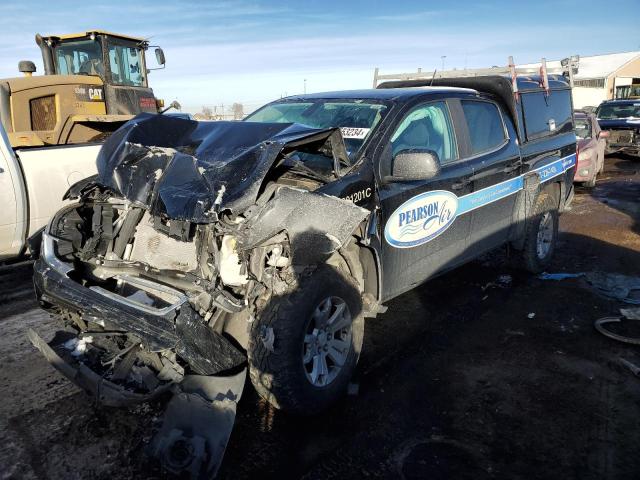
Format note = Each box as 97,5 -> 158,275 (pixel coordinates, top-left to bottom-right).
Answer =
461,101 -> 506,155
391,101 -> 457,164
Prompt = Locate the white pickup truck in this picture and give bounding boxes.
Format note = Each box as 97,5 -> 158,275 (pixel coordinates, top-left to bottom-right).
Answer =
0,123 -> 100,260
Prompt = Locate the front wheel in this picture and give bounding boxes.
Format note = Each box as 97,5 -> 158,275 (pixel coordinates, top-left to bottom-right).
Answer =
520,191 -> 559,273
248,265 -> 364,415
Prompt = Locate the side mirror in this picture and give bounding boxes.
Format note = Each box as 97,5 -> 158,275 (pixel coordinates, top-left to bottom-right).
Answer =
155,48 -> 166,66
598,130 -> 610,139
391,149 -> 441,181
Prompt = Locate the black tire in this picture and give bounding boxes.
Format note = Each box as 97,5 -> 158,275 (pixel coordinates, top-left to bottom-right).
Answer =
520,191 -> 559,273
248,265 -> 364,415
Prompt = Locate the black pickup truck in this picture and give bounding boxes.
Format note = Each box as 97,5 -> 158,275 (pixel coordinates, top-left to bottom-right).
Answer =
30,74 -> 575,475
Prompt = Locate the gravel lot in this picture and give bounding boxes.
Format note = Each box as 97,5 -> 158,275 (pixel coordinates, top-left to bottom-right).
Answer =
1,155 -> 639,480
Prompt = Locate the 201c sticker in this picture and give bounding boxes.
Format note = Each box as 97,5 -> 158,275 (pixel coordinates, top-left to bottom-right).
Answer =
384,190 -> 458,248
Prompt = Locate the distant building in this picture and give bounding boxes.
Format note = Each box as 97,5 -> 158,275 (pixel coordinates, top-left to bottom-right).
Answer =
519,51 -> 640,108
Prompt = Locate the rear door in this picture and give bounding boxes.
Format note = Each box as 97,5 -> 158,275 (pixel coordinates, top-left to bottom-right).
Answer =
453,99 -> 522,253
378,99 -> 474,300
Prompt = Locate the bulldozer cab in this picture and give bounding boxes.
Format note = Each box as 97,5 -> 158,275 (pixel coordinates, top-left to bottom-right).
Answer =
40,31 -> 163,115
0,30 -> 165,148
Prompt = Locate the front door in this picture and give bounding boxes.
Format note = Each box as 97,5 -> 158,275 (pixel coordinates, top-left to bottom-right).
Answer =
377,100 -> 474,301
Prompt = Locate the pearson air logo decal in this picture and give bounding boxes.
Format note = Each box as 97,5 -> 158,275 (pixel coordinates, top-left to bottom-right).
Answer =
384,152 -> 577,249
384,190 -> 458,248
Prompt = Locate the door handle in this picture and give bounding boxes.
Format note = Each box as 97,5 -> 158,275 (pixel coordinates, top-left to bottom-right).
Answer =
452,179 -> 471,190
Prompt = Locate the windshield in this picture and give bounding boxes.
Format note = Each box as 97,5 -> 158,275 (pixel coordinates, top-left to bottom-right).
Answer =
107,42 -> 146,87
53,39 -> 103,76
597,103 -> 640,120
246,100 -> 388,157
575,119 -> 592,139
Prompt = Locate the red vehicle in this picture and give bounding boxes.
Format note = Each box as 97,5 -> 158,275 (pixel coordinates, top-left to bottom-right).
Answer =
574,110 -> 609,187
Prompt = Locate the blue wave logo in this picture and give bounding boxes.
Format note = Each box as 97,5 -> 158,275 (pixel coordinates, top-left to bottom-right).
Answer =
385,190 -> 459,248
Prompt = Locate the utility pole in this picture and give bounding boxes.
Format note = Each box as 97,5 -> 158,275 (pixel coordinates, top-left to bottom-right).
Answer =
441,55 -> 446,71
304,78 -> 307,94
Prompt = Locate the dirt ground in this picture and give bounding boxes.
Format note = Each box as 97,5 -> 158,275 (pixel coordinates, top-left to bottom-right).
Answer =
1,155 -> 639,480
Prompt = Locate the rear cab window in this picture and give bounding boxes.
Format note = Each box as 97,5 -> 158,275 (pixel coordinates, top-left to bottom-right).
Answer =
461,100 -> 507,155
521,90 -> 573,141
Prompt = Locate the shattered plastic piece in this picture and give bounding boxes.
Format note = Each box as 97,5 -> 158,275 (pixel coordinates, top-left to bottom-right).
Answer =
527,313 -> 536,319
151,369 -> 246,479
538,272 -> 585,280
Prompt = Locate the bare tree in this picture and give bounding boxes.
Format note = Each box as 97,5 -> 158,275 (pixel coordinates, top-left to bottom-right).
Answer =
201,106 -> 213,119
232,103 -> 244,120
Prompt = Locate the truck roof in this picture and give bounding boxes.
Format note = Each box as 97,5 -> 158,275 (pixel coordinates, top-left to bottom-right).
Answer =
43,30 -> 146,43
284,86 -> 478,102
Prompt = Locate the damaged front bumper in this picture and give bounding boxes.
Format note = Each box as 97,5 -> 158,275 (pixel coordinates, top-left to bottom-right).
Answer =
31,232 -> 248,478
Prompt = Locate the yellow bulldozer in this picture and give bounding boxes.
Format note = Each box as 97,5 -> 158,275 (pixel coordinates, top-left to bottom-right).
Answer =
1,30 -> 168,147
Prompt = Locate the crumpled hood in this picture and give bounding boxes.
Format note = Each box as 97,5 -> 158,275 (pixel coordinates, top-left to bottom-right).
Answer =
94,114 -> 346,222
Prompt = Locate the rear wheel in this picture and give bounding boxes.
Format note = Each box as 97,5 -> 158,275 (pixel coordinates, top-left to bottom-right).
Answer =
520,191 -> 559,273
248,265 -> 364,415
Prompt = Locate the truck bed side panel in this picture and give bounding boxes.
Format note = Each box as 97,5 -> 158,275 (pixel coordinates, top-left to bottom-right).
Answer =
16,143 -> 101,238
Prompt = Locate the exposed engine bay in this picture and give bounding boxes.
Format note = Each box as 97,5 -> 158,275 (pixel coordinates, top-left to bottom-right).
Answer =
31,114 -> 370,478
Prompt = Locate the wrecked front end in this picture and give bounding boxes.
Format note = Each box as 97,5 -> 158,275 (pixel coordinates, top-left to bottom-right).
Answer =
31,114 -> 369,477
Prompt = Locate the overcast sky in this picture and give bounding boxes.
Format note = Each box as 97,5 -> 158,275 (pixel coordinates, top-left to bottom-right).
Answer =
1,0 -> 639,113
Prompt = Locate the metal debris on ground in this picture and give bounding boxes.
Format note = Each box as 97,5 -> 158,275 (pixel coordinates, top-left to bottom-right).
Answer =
620,307 -> 640,320
594,308 -> 640,345
619,358 -> 640,377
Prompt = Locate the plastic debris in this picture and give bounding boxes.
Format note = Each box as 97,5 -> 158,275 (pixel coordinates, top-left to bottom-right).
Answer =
527,313 -> 536,319
538,272 -> 585,281
586,272 -> 640,305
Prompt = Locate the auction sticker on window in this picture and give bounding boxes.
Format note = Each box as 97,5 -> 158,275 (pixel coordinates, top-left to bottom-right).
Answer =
385,190 -> 459,248
340,127 -> 370,139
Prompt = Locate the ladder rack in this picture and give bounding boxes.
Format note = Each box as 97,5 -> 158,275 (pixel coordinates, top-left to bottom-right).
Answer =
373,55 -> 580,92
